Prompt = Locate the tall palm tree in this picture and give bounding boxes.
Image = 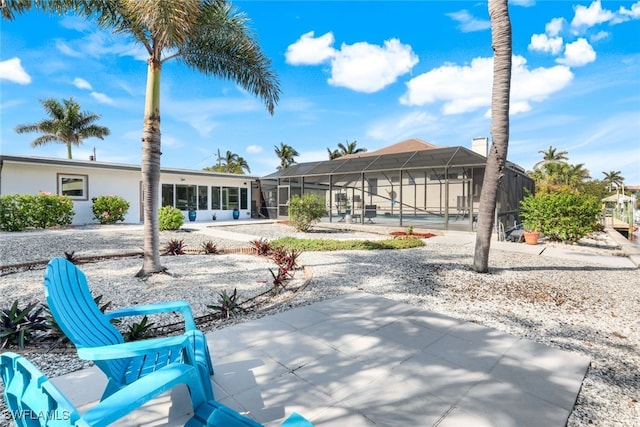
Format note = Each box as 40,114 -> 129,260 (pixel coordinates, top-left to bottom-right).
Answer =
473,0 -> 512,273
602,170 -> 624,192
15,97 -> 110,159
274,143 -> 299,170
338,140 -> 367,156
204,150 -> 249,173
8,1 -> 280,276
533,145 -> 569,170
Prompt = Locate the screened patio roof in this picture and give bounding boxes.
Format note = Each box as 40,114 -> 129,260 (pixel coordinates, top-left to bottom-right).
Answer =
263,146 -> 504,180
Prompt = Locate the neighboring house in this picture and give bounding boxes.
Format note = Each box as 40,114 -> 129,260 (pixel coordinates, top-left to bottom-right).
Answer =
259,137 -> 534,231
0,155 -> 254,225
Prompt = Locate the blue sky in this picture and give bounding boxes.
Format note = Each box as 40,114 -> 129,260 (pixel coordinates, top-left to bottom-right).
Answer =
1,0 -> 639,185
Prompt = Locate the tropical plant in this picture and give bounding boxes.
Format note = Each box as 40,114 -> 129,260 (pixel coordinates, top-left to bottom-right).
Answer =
0,193 -> 74,231
250,237 -> 272,256
337,140 -> 367,156
602,170 -> 624,192
274,142 -> 299,170
473,0 -> 512,273
162,239 -> 186,256
123,315 -> 155,341
201,241 -> 221,254
207,289 -> 244,319
534,146 -> 569,168
327,148 -> 341,160
92,195 -> 130,224
15,97 -> 110,159
204,150 -> 251,174
158,205 -> 184,231
288,194 -> 325,232
0,301 -> 48,349
519,190 -> 601,242
7,1 -> 280,277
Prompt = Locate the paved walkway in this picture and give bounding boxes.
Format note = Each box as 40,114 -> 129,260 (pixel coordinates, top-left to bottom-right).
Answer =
50,292 -> 590,427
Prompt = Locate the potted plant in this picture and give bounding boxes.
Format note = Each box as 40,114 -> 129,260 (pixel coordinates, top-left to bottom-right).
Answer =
187,205 -> 197,222
518,193 -> 544,245
232,207 -> 240,220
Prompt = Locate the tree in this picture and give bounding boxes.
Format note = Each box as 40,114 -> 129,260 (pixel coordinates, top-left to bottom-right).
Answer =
602,170 -> 624,192
15,97 -> 110,159
204,150 -> 250,174
338,140 -> 367,156
327,148 -> 341,160
327,140 -> 366,159
274,143 -> 299,170
538,145 -> 568,162
473,0 -> 512,273
7,1 -> 280,277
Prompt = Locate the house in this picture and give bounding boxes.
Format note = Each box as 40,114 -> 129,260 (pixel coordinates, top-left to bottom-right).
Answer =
0,155 -> 254,225
259,137 -> 534,231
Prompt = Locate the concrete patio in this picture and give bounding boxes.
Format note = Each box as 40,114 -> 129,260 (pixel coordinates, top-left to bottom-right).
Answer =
49,291 -> 591,427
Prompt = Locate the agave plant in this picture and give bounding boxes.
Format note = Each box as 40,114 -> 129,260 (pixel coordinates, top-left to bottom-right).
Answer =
123,315 -> 154,342
0,300 -> 49,349
207,289 -> 244,319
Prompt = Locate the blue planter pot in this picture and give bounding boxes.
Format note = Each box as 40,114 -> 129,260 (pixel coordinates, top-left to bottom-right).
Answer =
188,210 -> 196,221
232,209 -> 240,220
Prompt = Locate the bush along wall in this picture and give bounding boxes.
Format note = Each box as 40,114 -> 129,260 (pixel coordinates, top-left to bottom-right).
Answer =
92,195 -> 130,224
0,193 -> 75,231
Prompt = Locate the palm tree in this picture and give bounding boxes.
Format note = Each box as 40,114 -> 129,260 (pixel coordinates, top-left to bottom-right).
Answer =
602,170 -> 624,192
274,143 -> 299,170
8,1 -> 280,276
15,97 -> 110,159
327,148 -> 341,160
204,150 -> 249,174
338,140 -> 367,156
473,0 -> 512,273
533,146 -> 569,170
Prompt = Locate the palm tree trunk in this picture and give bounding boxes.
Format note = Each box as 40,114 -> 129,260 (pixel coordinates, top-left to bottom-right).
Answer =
473,0 -> 512,273
137,58 -> 166,277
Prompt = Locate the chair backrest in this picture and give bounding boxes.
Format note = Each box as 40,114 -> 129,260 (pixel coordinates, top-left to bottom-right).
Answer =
44,257 -> 127,382
0,352 -> 85,427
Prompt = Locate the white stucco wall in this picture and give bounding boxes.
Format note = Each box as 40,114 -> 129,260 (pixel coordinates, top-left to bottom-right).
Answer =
0,156 -> 253,225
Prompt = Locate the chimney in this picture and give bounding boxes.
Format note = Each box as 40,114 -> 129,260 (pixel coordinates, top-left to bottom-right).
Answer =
471,137 -> 489,157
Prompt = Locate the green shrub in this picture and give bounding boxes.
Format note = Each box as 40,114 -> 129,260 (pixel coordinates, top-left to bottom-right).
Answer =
159,205 -> 184,231
92,195 -> 130,224
288,194 -> 325,232
519,190 -> 601,243
0,193 -> 74,231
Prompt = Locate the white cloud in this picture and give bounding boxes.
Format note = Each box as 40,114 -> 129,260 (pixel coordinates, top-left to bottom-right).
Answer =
546,17 -> 565,37
590,31 -> 610,42
446,10 -> 491,32
571,0 -> 615,30
557,38 -> 596,67
618,1 -> 640,18
529,34 -> 564,55
328,39 -> 418,93
55,39 -> 83,57
285,31 -> 336,65
90,92 -> 116,105
0,57 -> 31,84
73,77 -> 92,90
246,145 -> 262,154
400,55 -> 574,116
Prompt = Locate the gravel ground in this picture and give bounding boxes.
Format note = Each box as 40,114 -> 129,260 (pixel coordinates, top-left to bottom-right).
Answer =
0,222 -> 639,426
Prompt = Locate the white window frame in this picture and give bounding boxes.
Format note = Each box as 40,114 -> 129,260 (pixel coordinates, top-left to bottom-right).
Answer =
57,173 -> 88,200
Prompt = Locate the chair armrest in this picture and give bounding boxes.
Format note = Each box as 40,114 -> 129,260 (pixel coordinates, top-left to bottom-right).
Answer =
105,300 -> 197,331
81,363 -> 207,426
77,335 -> 192,360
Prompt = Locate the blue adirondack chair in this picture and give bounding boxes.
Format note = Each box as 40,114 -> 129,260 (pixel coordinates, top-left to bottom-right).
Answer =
1,352 -> 314,427
43,257 -> 214,401
0,351 -> 208,427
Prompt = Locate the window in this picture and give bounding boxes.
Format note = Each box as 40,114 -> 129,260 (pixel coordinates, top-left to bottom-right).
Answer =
198,185 -> 208,210
57,174 -> 88,200
161,184 -> 174,207
211,186 -> 221,209
222,187 -> 239,210
176,184 -> 197,210
240,188 -> 248,209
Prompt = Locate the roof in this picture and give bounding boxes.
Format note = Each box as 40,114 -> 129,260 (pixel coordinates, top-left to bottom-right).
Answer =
340,138 -> 439,159
0,155 -> 258,179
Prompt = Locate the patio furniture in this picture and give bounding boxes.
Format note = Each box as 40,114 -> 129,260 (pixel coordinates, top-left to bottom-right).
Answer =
1,352 -> 314,427
364,205 -> 377,223
0,351 -> 208,427
43,257 -> 214,401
